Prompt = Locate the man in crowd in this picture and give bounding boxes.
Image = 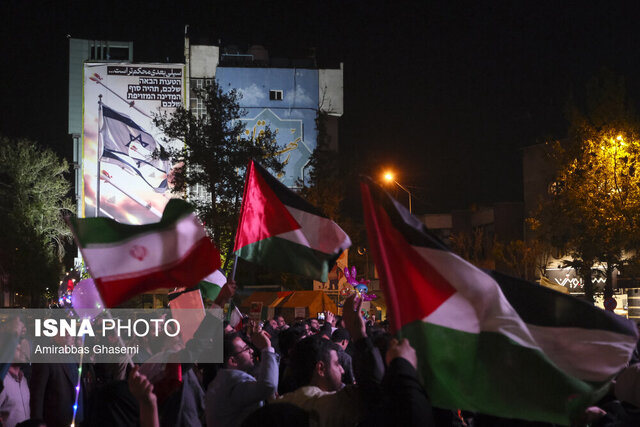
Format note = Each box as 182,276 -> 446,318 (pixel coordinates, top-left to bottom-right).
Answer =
0,325 -> 30,427
275,315 -> 288,331
206,329 -> 278,427
331,328 -> 355,385
276,294 -> 385,426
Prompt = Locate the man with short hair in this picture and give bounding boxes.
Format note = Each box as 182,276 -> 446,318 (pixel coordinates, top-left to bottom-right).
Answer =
276,295 -> 384,426
0,351 -> 29,427
331,328 -> 355,385
275,315 -> 288,331
309,318 -> 320,334
205,331 -> 278,427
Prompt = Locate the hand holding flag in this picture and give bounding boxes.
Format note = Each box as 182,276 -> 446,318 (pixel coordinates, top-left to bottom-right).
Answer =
360,177 -> 639,425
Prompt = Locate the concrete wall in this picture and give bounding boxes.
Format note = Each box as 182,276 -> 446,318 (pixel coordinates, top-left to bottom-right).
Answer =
318,63 -> 344,116
68,39 -> 90,135
190,45 -> 219,78
494,202 -> 524,242
523,143 -> 555,218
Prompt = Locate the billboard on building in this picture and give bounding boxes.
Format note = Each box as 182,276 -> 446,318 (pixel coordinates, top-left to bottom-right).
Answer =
215,68 -> 319,188
82,63 -> 184,224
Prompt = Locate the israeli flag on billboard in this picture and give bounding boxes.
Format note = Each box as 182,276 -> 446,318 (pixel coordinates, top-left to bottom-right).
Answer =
100,104 -> 170,192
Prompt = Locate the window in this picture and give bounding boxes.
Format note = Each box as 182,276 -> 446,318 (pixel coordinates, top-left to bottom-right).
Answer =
190,79 -> 214,118
108,47 -> 130,60
269,90 -> 283,101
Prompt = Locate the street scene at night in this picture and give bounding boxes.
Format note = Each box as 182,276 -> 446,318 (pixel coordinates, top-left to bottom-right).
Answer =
4,1 -> 640,426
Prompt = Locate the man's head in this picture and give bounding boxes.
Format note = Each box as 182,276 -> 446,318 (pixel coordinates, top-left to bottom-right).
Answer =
269,319 -> 278,330
291,335 -> 344,392
331,328 -> 350,351
309,319 -> 320,333
223,333 -> 254,372
276,315 -> 286,329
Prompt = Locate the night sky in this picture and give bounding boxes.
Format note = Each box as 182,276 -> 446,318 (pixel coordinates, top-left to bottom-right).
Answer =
3,1 -> 640,212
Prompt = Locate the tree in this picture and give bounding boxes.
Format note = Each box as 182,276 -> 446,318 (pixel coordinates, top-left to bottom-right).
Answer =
298,111 -> 367,278
449,227 -> 495,270
298,111 -> 344,220
492,239 -> 550,282
532,70 -> 640,301
0,137 -> 75,304
153,80 -> 284,263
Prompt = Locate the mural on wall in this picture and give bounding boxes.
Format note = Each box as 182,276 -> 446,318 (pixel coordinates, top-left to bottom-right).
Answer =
216,68 -> 319,188
241,109 -> 310,183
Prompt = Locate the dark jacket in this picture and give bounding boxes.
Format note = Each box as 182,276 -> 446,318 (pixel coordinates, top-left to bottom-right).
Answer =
30,363 -> 82,427
360,357 -> 435,427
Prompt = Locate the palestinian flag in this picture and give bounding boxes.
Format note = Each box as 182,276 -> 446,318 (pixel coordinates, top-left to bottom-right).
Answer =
234,160 -> 351,281
69,199 -> 221,307
360,178 -> 639,425
199,269 -> 227,301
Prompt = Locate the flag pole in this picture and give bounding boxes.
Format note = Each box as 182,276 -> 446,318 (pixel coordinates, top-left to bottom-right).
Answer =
89,74 -> 152,119
101,177 -> 163,218
230,254 -> 239,281
96,95 -> 103,217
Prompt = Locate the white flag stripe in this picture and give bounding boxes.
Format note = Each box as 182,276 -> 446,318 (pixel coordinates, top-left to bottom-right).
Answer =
417,246 -> 540,349
417,246 -> 637,382
83,214 -> 206,278
275,206 -> 352,254
526,324 -> 637,382
202,269 -> 227,286
229,306 -> 243,327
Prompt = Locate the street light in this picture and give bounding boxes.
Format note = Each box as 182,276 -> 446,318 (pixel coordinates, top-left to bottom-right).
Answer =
382,171 -> 412,213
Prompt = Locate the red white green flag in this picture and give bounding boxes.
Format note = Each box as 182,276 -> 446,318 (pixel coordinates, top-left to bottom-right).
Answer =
360,178 -> 639,425
234,160 -> 351,282
69,199 -> 221,307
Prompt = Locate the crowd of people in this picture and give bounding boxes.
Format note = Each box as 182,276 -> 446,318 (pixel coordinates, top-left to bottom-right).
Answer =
1,289 -> 640,427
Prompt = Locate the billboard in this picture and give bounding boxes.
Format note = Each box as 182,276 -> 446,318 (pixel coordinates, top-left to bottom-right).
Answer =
215,67 -> 319,187
82,63 -> 184,224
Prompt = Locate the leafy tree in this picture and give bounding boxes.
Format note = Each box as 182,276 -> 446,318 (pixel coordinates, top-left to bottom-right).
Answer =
299,111 -> 344,220
449,227 -> 495,270
153,80 -> 284,264
531,70 -> 640,301
0,137 -> 74,304
298,111 -> 367,277
492,239 -> 550,282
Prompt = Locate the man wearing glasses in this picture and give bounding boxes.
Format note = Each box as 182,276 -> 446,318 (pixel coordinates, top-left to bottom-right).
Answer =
205,329 -> 278,427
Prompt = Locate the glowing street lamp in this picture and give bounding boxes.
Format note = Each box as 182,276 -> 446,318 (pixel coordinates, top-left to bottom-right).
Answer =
382,171 -> 412,213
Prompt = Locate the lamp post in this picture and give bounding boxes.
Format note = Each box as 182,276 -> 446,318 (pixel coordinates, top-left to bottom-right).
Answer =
383,171 -> 412,213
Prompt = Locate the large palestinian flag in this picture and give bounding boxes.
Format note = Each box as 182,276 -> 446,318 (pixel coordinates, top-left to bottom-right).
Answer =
234,160 -> 351,282
360,178 -> 639,425
69,199 -> 221,307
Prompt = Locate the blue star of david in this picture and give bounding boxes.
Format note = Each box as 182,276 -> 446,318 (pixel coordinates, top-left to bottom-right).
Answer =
125,133 -> 148,148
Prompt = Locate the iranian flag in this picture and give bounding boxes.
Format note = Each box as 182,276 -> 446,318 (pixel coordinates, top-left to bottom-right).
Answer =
360,179 -> 639,425
234,160 -> 351,282
69,199 -> 221,307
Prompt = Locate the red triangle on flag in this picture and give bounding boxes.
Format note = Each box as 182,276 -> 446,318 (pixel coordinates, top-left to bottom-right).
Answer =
234,161 -> 301,250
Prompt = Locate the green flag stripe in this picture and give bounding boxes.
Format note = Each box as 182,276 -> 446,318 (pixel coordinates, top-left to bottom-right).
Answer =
399,320 -> 608,425
235,236 -> 340,282
199,281 -> 222,301
70,199 -> 193,246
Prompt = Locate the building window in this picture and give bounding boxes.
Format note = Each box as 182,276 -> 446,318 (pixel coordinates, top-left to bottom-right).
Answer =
190,79 -> 214,118
269,90 -> 283,101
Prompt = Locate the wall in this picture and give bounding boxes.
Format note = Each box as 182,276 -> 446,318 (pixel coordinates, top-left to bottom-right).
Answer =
216,67 -> 320,187
318,64 -> 344,116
